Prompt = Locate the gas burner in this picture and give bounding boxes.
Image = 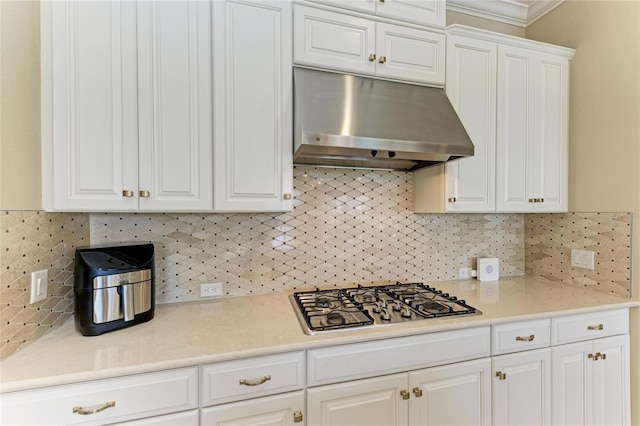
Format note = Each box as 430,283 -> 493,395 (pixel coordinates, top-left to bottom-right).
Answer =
290,282 -> 480,334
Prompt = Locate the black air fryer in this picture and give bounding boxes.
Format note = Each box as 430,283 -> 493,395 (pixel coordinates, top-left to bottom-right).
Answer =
74,242 -> 155,336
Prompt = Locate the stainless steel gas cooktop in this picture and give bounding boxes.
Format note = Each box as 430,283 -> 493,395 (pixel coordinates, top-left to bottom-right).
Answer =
290,282 -> 481,335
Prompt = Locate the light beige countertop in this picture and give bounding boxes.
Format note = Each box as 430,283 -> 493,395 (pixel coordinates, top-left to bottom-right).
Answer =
1,276 -> 637,393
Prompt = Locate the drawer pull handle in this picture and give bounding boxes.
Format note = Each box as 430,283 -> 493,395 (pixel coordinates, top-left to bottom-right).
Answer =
239,374 -> 271,386
588,324 -> 604,331
516,334 -> 535,342
72,401 -> 115,415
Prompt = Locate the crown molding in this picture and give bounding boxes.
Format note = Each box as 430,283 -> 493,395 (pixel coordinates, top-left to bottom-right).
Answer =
446,0 -> 565,28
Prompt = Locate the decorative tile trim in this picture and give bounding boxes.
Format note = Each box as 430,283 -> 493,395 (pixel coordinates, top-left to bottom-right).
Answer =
91,167 -> 525,302
524,212 -> 631,298
0,211 -> 89,359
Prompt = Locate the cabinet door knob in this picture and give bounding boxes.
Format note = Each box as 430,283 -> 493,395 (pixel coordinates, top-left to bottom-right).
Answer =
369,54 -> 376,62
378,56 -> 387,64
284,193 -> 292,200
528,198 -> 535,203
139,190 -> 150,198
400,390 -> 410,400
412,387 -> 423,397
122,190 -> 134,197
495,371 -> 506,380
515,334 -> 535,342
448,197 -> 457,203
293,411 -> 303,423
73,401 -> 116,415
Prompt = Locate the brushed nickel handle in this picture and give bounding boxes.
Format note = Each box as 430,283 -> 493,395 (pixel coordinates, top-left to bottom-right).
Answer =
122,190 -> 134,197
73,401 -> 115,415
400,390 -> 410,400
378,56 -> 387,64
516,334 -> 535,342
448,197 -> 457,202
496,371 -> 506,380
239,374 -> 271,386
412,387 -> 423,397
293,411 -> 303,423
139,190 -> 150,198
369,53 -> 376,62
588,324 -> 604,331
284,193 -> 292,200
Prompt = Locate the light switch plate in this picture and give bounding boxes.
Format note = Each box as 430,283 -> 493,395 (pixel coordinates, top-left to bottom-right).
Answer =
30,269 -> 48,304
571,249 -> 595,270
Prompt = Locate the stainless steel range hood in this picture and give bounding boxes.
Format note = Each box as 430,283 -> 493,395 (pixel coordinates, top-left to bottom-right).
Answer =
293,67 -> 474,171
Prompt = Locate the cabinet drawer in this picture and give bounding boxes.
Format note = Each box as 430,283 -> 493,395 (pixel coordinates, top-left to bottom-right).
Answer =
491,319 -> 550,355
307,327 -> 490,386
200,351 -> 305,406
551,309 -> 629,346
0,367 -> 198,426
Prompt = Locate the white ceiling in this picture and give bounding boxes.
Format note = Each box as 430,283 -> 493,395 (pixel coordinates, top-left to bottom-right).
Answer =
446,0 -> 565,27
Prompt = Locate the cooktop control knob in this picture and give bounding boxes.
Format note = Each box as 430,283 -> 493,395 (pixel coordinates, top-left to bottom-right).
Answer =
372,302 -> 381,313
392,301 -> 402,311
381,308 -> 391,321
401,307 -> 412,318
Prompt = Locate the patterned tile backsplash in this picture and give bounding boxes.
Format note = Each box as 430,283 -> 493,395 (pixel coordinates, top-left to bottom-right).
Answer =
1,169 -> 633,359
525,212 -> 631,298
0,211 -> 89,358
91,167 -> 525,302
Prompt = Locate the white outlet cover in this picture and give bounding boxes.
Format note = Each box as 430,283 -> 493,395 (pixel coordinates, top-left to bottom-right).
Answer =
200,282 -> 223,298
30,269 -> 48,304
571,249 -> 595,270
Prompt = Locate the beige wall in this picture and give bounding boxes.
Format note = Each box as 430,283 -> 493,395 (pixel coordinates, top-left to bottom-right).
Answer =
0,0 -> 41,210
447,10 -> 525,37
527,1 -> 640,424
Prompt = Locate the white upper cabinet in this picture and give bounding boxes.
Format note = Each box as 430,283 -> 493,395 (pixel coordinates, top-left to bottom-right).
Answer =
42,1 -> 139,211
308,0 -> 446,28
136,0 -> 213,212
496,46 -> 569,212
213,0 -> 293,212
293,4 -> 445,86
414,25 -> 574,213
42,0 -> 212,212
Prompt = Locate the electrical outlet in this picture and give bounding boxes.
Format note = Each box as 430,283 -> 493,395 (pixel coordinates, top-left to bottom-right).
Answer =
200,282 -> 223,298
459,268 -> 473,279
30,269 -> 48,304
571,249 -> 595,270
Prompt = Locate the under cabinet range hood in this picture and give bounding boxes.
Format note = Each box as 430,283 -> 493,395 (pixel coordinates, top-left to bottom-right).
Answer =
293,67 -> 474,171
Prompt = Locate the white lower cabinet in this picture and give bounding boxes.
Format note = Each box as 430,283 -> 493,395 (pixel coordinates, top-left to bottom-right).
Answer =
0,367 -> 199,426
306,327 -> 491,426
307,373 -> 409,426
552,335 -> 630,426
201,391 -> 305,426
307,359 -> 491,426
492,348 -> 551,426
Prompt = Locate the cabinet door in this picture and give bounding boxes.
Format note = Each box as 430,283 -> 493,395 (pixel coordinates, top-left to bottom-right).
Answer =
136,0 -> 213,212
293,5 -> 375,75
551,341 -> 592,426
592,335 -> 630,426
496,45 -> 535,213
492,349 -> 551,426
201,390 -> 305,426
376,0 -> 445,28
43,0 -> 138,211
444,35 -> 497,212
307,374 -> 409,426
376,23 -> 445,85
214,0 -> 293,212
409,358 -> 491,426
532,52 -> 569,212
